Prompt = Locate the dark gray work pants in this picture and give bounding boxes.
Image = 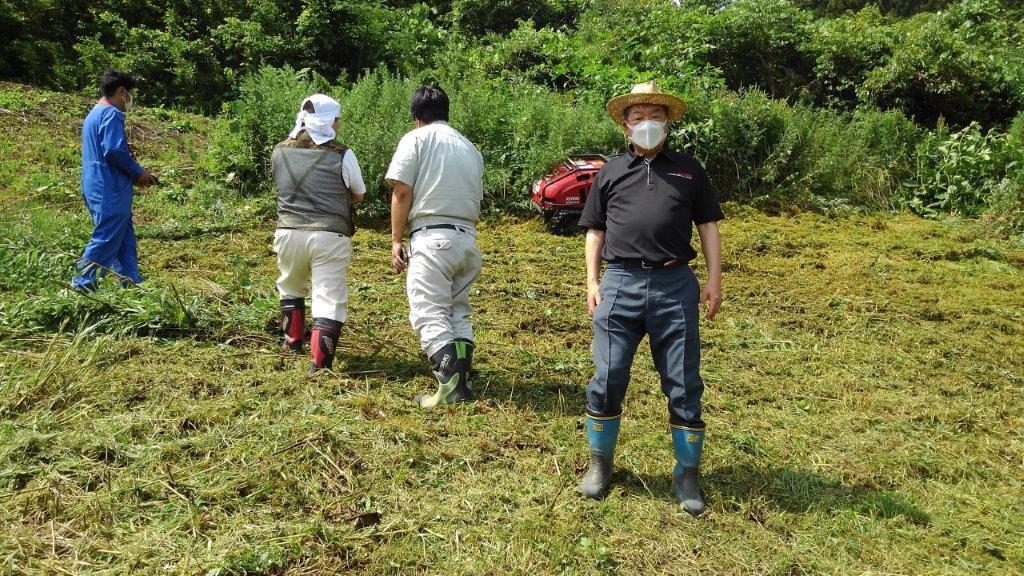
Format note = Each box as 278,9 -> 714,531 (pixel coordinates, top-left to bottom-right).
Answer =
587,263 -> 705,426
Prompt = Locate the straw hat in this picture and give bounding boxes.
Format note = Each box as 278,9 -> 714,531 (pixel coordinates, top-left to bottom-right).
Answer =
606,81 -> 687,123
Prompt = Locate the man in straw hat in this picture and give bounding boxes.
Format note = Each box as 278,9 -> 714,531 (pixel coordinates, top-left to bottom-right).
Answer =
272,94 -> 365,374
576,81 -> 724,515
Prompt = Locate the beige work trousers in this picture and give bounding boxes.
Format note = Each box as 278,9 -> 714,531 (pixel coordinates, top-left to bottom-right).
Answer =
273,229 -> 351,322
407,226 -> 481,356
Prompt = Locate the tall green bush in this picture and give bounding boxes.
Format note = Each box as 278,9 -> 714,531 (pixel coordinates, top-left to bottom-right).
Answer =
437,1 -> 723,96
0,0 -> 415,112
859,2 -> 1020,126
3,0 -> 1022,133
988,113 -> 1024,234
449,0 -> 586,36
677,90 -> 919,209
332,71 -> 419,212
794,0 -> 955,16
903,121 -> 1015,216
450,80 -> 622,211
802,7 -> 894,108
211,68 -> 623,215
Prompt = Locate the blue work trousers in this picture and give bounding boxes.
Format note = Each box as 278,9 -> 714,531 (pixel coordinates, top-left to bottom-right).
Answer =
72,208 -> 141,290
587,263 -> 705,426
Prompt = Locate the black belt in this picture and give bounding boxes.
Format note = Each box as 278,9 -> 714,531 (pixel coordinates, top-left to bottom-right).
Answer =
612,258 -> 680,270
410,224 -> 467,237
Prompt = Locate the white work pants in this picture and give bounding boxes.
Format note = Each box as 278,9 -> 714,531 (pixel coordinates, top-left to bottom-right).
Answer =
273,229 -> 351,322
407,227 -> 481,356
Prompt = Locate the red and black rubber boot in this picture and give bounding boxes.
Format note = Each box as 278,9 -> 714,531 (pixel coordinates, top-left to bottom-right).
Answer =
309,317 -> 343,374
280,298 -> 305,353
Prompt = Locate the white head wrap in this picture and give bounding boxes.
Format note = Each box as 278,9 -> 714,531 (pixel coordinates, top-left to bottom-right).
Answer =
288,94 -> 341,145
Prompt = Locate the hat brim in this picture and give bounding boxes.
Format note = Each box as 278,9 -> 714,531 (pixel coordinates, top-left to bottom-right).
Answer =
606,92 -> 687,123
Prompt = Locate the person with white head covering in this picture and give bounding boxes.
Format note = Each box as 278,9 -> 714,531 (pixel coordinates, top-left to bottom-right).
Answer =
272,94 -> 366,374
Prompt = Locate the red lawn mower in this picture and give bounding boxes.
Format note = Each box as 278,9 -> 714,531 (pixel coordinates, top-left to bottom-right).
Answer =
529,154 -> 608,235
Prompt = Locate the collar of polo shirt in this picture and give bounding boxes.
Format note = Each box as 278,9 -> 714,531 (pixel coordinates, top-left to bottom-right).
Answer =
626,145 -> 670,166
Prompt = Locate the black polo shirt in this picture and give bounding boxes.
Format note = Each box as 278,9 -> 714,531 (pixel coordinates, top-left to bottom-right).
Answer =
578,147 -> 724,263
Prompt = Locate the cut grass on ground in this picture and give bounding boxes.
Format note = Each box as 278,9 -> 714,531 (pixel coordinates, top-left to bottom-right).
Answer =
1,82 -> 1022,575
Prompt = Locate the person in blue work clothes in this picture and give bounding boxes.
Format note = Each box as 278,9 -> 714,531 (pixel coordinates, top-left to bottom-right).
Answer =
72,70 -> 156,292
576,82 -> 724,515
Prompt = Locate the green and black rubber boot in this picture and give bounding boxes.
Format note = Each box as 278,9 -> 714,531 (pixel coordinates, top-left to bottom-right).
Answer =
454,337 -> 474,385
416,340 -> 474,409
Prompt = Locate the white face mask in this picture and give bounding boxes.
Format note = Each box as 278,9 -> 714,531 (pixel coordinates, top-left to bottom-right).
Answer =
123,90 -> 134,112
628,120 -> 667,150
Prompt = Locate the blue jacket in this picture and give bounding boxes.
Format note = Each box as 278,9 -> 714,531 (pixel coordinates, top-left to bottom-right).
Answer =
81,103 -> 143,216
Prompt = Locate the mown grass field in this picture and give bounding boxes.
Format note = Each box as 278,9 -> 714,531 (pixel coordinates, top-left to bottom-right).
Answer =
1,83 -> 1023,575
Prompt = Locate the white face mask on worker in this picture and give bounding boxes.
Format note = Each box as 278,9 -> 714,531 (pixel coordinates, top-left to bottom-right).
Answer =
628,120 -> 667,150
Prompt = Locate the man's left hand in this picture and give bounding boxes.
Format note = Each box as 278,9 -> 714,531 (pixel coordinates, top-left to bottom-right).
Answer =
134,168 -> 157,187
700,280 -> 722,320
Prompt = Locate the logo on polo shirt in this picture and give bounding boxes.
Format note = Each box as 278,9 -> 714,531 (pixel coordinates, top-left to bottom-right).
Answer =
669,171 -> 694,180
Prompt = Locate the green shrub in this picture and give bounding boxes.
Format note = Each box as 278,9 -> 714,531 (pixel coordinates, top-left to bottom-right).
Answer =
210,67 -> 624,215
794,0 -> 955,16
0,0 -> 418,111
0,0 -> 83,84
332,71 -> 419,214
390,3 -> 451,74
860,3 -> 1020,126
991,112 -> 1024,233
802,6 -> 894,107
903,121 -> 1014,216
451,80 -> 623,212
4,0 -> 1022,136
444,1 -> 724,97
294,0 -> 407,80
677,90 -> 919,209
211,16 -> 294,82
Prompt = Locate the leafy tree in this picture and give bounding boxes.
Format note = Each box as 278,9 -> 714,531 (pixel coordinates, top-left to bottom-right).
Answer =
704,0 -> 816,99
449,0 -> 586,36
794,0 -> 955,16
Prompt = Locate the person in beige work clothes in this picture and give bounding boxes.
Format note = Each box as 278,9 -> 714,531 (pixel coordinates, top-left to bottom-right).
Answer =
386,84 -> 484,409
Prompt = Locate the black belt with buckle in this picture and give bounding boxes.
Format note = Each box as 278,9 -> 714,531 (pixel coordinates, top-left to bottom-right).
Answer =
410,224 -> 465,237
614,258 -> 679,270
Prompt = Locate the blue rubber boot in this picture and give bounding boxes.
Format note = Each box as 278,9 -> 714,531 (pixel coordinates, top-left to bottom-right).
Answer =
671,424 -> 706,515
578,414 -> 621,499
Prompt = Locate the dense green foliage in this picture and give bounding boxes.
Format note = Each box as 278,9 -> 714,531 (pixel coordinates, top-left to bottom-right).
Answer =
0,0 -> 1021,226
210,67 -> 622,214
207,66 -> 1023,230
2,0 -> 1022,126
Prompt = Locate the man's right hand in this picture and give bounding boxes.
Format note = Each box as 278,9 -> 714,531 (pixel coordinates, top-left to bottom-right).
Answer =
391,240 -> 408,274
135,168 -> 157,187
586,279 -> 602,317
